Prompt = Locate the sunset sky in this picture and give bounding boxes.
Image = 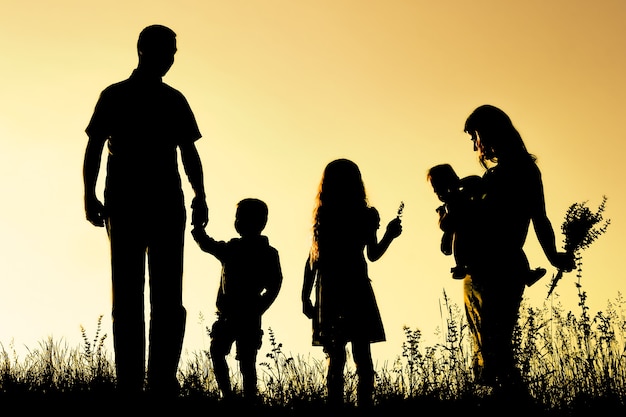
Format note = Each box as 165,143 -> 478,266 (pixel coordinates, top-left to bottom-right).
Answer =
1,0 -> 624,368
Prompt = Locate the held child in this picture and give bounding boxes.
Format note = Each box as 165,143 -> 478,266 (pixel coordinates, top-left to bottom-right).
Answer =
301,158 -> 402,409
427,163 -> 546,285
191,198 -> 283,402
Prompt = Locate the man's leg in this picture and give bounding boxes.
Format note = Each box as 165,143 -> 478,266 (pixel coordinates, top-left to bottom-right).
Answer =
146,209 -> 186,395
108,215 -> 147,395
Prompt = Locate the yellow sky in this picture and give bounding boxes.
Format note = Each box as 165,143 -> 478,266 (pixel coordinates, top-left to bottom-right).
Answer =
1,0 -> 625,366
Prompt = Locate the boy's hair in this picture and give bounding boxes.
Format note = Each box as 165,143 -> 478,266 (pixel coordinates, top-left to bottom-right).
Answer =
236,198 -> 268,235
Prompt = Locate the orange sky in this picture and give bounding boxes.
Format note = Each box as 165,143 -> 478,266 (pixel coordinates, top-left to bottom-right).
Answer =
1,0 -> 625,367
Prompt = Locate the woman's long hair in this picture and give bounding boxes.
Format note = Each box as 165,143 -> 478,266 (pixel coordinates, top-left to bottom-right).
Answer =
464,104 -> 536,168
309,158 -> 369,265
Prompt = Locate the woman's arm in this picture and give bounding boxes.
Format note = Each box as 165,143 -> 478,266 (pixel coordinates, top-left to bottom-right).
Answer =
531,171 -> 575,271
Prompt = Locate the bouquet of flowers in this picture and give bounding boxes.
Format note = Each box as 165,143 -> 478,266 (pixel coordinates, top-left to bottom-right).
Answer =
546,195 -> 610,298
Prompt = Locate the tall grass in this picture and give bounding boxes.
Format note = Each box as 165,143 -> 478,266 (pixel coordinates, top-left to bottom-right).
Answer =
0,314 -> 115,397
1,290 -> 624,413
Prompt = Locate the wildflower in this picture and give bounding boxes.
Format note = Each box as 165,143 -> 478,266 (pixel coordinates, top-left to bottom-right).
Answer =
546,196 -> 610,298
397,201 -> 405,218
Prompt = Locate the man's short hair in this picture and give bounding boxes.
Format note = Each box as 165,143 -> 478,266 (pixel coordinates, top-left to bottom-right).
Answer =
137,25 -> 176,54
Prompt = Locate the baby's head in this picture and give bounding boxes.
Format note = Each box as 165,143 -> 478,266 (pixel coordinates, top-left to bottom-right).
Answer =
427,164 -> 460,202
235,198 -> 268,237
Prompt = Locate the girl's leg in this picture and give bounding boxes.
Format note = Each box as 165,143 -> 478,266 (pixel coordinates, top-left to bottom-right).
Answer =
324,343 -> 347,407
352,341 -> 374,408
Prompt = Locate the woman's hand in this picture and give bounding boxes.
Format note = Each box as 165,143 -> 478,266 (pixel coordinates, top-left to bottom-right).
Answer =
552,251 -> 576,272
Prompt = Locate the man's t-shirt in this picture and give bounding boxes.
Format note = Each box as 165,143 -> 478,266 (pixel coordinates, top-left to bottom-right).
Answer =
86,70 -> 201,208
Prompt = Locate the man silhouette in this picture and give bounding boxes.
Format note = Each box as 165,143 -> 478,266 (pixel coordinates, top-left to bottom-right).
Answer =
83,24 -> 208,397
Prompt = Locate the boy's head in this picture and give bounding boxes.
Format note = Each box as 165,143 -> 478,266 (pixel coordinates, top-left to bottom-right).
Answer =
235,198 -> 268,237
427,164 -> 460,202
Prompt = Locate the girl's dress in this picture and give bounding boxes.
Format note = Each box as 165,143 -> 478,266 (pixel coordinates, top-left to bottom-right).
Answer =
310,205 -> 386,347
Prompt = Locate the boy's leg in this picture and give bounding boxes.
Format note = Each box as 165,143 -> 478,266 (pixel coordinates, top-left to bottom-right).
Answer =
237,326 -> 263,401
238,353 -> 258,400
210,319 -> 235,399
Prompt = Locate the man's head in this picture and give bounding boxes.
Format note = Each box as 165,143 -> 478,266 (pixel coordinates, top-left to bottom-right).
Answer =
235,198 -> 269,237
137,25 -> 177,77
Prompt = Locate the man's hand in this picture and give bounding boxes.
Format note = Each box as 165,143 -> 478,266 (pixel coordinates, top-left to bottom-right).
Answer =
85,196 -> 106,227
191,196 -> 208,228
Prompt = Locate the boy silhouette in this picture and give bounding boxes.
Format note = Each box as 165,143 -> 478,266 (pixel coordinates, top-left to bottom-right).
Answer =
427,163 -> 545,285
191,198 -> 282,402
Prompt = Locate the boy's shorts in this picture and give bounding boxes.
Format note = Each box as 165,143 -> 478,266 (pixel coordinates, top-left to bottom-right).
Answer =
210,315 -> 263,360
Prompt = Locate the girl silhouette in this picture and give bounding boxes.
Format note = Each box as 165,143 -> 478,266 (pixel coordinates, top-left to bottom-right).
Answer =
301,158 -> 402,408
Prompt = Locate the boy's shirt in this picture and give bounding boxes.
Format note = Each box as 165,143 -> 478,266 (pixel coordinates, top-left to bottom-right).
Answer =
192,231 -> 283,319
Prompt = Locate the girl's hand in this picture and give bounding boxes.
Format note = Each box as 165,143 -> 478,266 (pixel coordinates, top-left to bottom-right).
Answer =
386,217 -> 403,239
302,299 -> 315,319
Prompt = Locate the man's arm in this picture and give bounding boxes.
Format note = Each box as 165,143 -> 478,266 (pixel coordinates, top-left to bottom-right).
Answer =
83,135 -> 107,227
179,142 -> 208,228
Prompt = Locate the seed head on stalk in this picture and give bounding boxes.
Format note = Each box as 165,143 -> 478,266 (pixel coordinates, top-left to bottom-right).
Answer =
397,201 -> 405,219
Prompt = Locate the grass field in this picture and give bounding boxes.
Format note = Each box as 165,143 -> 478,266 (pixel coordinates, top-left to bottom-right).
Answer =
1,287 -> 625,415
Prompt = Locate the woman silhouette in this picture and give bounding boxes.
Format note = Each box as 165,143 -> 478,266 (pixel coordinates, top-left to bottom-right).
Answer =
461,105 -> 575,398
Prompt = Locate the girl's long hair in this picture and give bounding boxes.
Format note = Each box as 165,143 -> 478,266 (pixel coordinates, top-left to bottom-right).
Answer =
464,104 -> 536,168
309,158 -> 369,265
